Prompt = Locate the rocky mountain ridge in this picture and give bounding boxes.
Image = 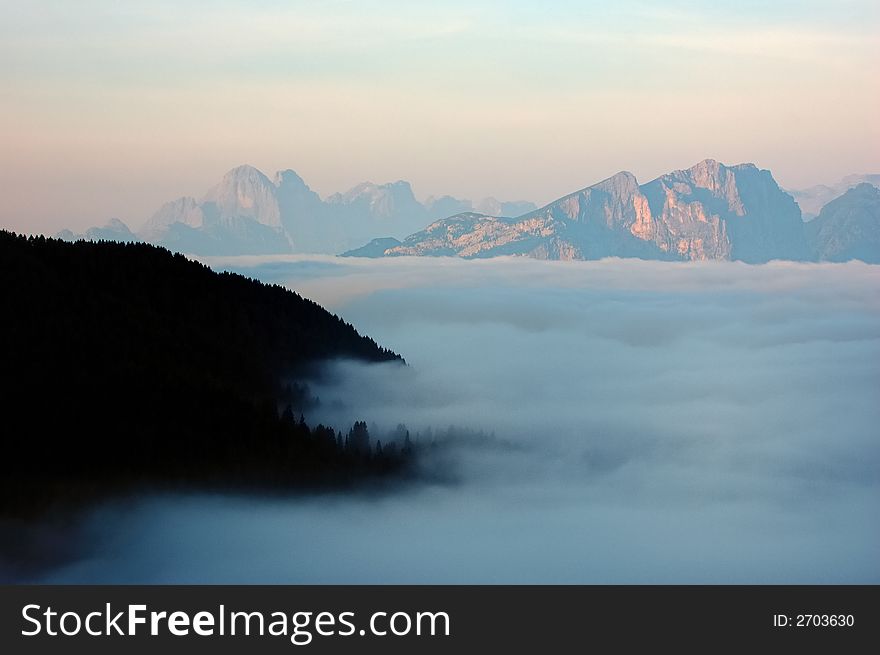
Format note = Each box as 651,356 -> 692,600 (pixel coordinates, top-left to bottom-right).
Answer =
58,160 -> 880,263
375,159 -> 814,263
60,165 -> 535,256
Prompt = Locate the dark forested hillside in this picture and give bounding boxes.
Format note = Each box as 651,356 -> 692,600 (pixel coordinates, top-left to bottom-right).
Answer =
0,232 -> 405,514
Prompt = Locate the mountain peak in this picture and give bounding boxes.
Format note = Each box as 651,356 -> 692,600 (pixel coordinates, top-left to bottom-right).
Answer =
610,170 -> 638,181
203,164 -> 282,229
105,218 -> 129,231
849,181 -> 880,197
217,164 -> 273,186
595,170 -> 639,188
338,180 -> 415,197
273,169 -> 308,188
684,158 -> 727,182
690,157 -> 721,169
388,180 -> 413,190
226,163 -> 261,175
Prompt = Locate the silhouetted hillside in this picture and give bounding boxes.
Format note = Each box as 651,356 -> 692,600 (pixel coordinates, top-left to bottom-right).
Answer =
0,232 -> 405,515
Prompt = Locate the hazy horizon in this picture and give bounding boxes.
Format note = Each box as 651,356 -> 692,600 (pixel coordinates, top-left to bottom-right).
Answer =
2,0 -> 879,234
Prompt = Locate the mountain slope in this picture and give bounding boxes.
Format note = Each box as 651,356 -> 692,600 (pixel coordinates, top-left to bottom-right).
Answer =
806,183 -> 880,263
374,159 -> 809,262
340,237 -> 403,258
790,174 -> 880,220
0,232 -> 403,512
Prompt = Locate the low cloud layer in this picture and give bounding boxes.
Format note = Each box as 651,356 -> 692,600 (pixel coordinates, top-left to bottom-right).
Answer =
36,256 -> 880,583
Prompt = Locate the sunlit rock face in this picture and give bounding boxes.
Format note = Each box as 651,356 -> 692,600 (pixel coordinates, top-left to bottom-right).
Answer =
380,159 -> 810,262
203,164 -> 283,229
642,159 -> 807,262
141,165 -> 297,255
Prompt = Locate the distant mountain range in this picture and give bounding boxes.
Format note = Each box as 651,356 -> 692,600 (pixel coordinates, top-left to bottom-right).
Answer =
789,174 -> 880,221
344,160 -> 880,263
59,160 -> 879,263
58,165 -> 535,255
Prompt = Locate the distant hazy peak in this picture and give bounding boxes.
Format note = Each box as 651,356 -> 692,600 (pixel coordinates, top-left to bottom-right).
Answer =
789,173 -> 880,221
273,169 -> 309,188
141,196 -> 202,232
105,218 -> 130,230
332,180 -> 416,202
203,164 -> 278,201
88,218 -> 134,235
216,163 -> 272,184
202,164 -> 282,229
841,174 -> 880,188
833,181 -> 880,201
57,218 -> 137,244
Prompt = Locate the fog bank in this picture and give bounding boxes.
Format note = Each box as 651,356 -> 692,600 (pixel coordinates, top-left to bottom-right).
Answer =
33,256 -> 880,583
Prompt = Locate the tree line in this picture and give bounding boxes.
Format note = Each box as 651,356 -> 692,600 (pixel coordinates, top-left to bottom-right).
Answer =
0,231 -> 409,516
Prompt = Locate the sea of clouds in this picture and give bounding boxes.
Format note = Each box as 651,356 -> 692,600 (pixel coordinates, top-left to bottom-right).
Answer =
32,256 -> 880,583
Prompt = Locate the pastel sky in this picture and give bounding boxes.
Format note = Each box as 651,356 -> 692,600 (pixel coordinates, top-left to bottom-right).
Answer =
2,0 -> 878,233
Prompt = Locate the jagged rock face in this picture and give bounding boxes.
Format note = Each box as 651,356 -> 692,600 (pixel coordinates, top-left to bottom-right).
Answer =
640,162 -> 735,260
140,165 -> 325,255
807,183 -> 880,263
388,213 -> 512,257
643,160 -> 807,262
202,165 -> 283,230
381,160 -> 809,262
716,163 -> 808,262
139,165 -> 296,255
